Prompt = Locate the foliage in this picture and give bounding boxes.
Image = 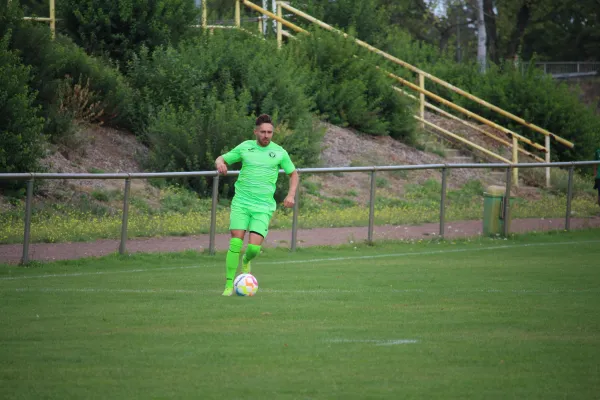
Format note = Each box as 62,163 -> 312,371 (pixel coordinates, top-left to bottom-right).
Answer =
288,29 -> 416,141
0,34 -> 45,180
438,60 -> 600,161
5,23 -> 137,142
127,30 -> 322,195
58,0 -> 199,66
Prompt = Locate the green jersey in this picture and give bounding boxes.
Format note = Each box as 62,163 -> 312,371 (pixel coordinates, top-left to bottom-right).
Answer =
596,149 -> 600,179
222,140 -> 296,212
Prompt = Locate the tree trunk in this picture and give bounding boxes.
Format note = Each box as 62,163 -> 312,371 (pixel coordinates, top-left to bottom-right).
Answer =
477,0 -> 487,73
483,0 -> 498,63
506,1 -> 531,60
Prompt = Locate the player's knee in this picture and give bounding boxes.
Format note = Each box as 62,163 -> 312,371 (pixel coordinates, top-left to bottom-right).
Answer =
245,244 -> 261,261
229,237 -> 243,253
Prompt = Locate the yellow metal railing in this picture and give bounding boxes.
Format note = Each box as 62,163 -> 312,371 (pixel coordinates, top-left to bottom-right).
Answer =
27,0 -> 568,187
273,1 -> 577,187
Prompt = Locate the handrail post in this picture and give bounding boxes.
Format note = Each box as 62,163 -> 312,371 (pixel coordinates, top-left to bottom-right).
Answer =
209,175 -> 219,255
565,166 -> 574,231
512,136 -> 519,187
21,178 -> 34,265
545,135 -> 551,188
439,167 -> 447,238
119,177 -> 131,255
235,0 -> 241,28
291,185 -> 299,252
419,73 -> 425,128
276,1 -> 282,48
368,170 -> 376,244
49,0 -> 56,38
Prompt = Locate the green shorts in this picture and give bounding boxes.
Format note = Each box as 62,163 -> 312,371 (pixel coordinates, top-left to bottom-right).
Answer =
229,204 -> 273,237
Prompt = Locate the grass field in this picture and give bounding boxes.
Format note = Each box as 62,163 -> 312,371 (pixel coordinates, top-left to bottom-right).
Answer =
1,230 -> 600,399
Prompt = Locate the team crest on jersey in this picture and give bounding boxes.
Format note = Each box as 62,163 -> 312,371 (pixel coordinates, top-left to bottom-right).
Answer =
248,148 -> 255,152
269,152 -> 276,158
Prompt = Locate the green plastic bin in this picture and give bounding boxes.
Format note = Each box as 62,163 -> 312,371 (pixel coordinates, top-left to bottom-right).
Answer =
483,185 -> 511,236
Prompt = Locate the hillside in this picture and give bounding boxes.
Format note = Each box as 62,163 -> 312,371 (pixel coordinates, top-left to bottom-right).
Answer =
1,117 -> 540,214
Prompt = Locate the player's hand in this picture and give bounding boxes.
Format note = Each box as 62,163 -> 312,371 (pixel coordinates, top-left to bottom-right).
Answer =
216,162 -> 228,175
283,194 -> 295,208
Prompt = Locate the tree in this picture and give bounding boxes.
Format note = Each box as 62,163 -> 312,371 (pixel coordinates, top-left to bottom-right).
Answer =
476,0 -> 487,71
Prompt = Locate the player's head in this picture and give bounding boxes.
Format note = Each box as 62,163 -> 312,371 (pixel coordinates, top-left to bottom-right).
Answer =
254,114 -> 274,147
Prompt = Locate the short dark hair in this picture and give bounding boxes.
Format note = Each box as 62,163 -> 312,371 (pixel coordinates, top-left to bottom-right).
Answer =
255,114 -> 272,126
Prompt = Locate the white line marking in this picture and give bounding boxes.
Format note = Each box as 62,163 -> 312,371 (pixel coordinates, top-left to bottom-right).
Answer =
2,239 -> 599,281
4,287 -> 598,295
328,339 -> 419,345
0,264 -> 218,281
260,239 -> 600,265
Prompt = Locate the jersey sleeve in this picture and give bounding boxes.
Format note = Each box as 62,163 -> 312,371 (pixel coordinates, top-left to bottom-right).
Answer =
280,150 -> 296,174
221,143 -> 244,165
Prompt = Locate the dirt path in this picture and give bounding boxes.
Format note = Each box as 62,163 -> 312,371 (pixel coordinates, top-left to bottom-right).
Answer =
1,217 -> 599,264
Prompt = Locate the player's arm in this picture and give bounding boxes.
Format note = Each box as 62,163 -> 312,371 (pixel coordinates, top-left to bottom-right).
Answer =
283,170 -> 299,208
215,156 -> 229,175
216,144 -> 244,176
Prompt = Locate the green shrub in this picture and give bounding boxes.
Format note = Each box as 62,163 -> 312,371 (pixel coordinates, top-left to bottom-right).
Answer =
380,32 -> 600,162
0,35 -> 45,180
59,0 -> 199,66
7,24 -> 137,138
128,30 -> 323,198
288,29 -> 416,141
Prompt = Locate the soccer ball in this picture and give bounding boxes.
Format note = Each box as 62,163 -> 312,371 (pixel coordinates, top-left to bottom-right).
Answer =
234,273 -> 259,296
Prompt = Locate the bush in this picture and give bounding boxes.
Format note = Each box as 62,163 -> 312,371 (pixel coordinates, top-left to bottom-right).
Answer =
380,32 -> 600,162
288,29 -> 416,142
446,61 -> 600,162
128,30 -> 323,197
0,35 -> 46,178
59,0 -> 199,66
6,24 -> 137,140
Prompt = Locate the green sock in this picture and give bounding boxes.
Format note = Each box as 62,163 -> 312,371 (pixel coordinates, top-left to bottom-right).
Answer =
243,244 -> 261,264
225,238 -> 243,288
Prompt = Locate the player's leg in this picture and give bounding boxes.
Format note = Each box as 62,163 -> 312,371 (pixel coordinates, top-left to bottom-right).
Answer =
241,212 -> 271,273
223,206 -> 250,296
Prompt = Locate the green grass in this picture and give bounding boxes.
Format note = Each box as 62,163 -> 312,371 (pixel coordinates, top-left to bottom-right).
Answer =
1,230 -> 600,399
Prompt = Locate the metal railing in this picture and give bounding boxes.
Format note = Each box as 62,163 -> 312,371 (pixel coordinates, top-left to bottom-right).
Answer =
2,160 -> 598,265
534,62 -> 600,79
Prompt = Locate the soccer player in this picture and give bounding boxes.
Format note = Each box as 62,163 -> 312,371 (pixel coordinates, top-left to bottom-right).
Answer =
215,114 -> 299,296
594,148 -> 600,207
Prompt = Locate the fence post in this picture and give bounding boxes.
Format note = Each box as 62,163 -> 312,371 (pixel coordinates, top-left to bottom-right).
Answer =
565,166 -> 574,231
21,178 -> 34,265
503,167 -> 512,237
202,0 -> 207,28
439,167 -> 447,238
368,170 -> 376,244
291,186 -> 299,252
545,135 -> 551,188
209,175 -> 219,255
119,177 -> 131,255
235,0 -> 241,27
512,136 -> 519,187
